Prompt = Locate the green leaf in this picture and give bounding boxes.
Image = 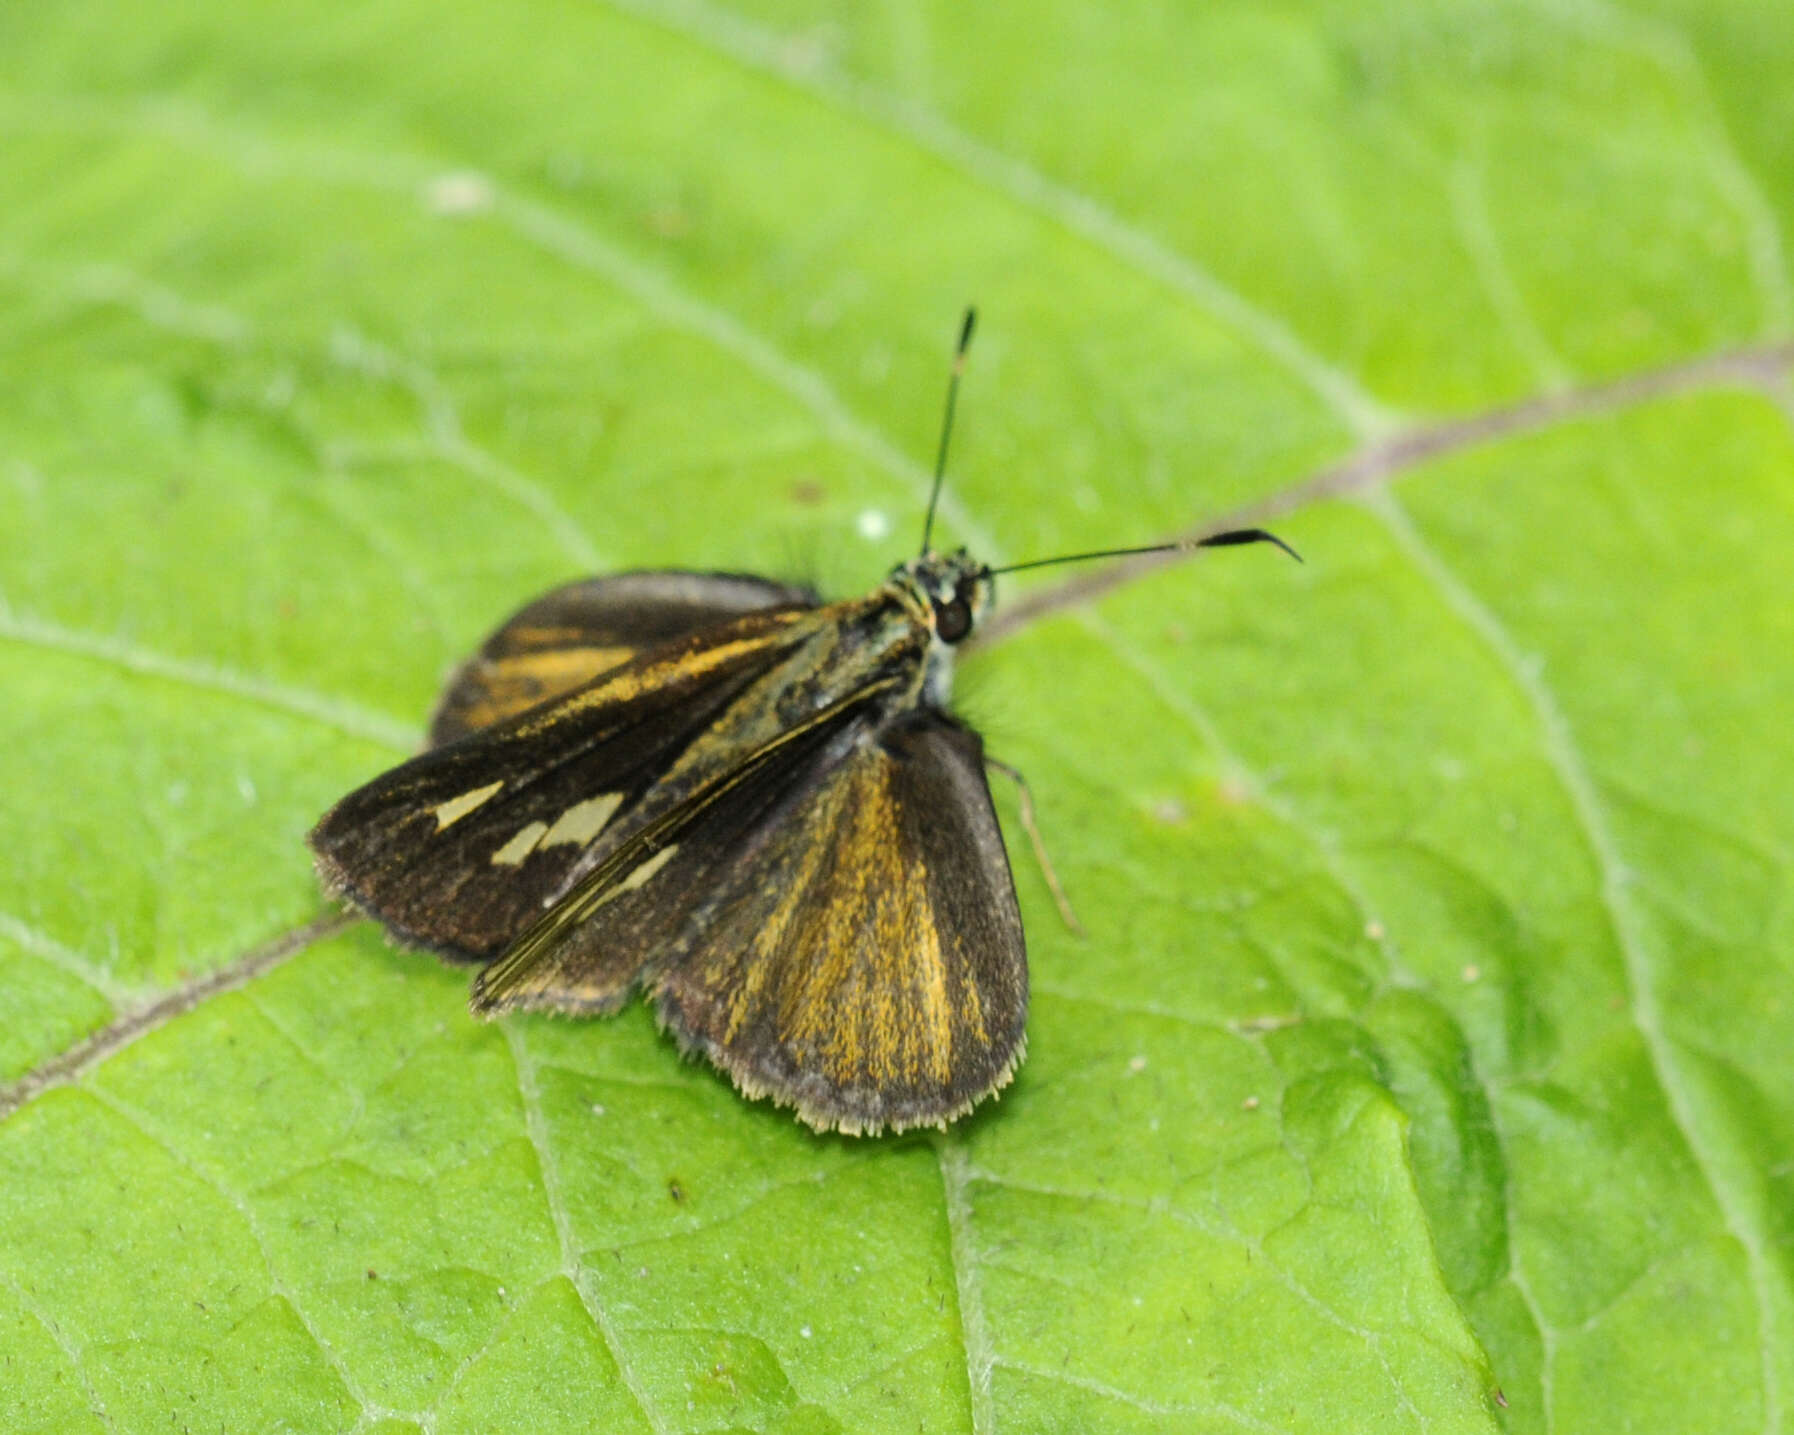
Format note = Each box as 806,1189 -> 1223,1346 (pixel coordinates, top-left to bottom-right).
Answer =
3,1 -> 1791,1431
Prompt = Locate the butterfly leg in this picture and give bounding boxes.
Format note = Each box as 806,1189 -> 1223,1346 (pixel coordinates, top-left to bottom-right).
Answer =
983,755 -> 1085,938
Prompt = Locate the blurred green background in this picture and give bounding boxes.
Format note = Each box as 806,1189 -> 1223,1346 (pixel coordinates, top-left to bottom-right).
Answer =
2,2 -> 1792,1432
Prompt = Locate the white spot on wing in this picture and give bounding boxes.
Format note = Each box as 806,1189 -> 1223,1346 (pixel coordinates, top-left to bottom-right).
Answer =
618,844 -> 677,892
856,508 -> 890,541
491,821 -> 548,866
539,792 -> 623,849
434,780 -> 504,830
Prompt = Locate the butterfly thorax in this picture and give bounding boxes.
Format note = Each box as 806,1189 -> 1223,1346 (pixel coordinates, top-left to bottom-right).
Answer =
601,557 -> 990,854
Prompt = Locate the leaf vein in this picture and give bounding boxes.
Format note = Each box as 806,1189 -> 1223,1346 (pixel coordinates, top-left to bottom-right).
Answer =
991,1356 -> 1298,1430
504,1024 -> 665,1434
978,341 -> 1794,645
0,611 -> 418,752
933,1135 -> 994,1435
596,0 -> 1398,438
49,255 -> 605,575
0,911 -> 145,1007
1532,0 -> 1793,334
1371,487 -> 1785,1433
0,912 -> 352,1122
81,1086 -> 401,1427
0,1265 -> 116,1430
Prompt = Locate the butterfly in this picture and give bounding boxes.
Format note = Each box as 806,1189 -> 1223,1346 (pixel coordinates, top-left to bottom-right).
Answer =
308,310 -> 1297,1134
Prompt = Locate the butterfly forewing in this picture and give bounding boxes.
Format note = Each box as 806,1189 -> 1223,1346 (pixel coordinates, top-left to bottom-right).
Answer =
464,691 -> 882,1016
431,571 -> 817,744
309,597 -> 823,960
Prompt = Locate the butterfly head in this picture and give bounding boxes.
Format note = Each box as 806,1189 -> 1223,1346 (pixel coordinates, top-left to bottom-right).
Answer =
895,548 -> 994,647
890,548 -> 994,708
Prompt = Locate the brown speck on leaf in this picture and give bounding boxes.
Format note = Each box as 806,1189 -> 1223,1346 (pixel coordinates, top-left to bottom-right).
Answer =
790,479 -> 826,507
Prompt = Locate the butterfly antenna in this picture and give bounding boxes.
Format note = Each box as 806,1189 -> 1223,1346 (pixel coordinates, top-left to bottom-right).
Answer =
985,527 -> 1303,577
920,306 -> 977,556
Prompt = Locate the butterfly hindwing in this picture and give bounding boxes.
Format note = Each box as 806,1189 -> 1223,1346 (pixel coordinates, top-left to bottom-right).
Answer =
309,597 -> 822,961
431,570 -> 818,744
655,712 -> 1027,1133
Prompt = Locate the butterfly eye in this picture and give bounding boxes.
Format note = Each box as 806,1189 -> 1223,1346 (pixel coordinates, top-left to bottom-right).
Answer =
933,597 -> 972,644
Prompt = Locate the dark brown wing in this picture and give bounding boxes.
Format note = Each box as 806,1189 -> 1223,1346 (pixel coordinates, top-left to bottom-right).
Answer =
466,676 -> 891,1012
472,709 -> 1028,1134
309,603 -> 820,961
431,571 -> 818,744
656,713 -> 1028,1134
